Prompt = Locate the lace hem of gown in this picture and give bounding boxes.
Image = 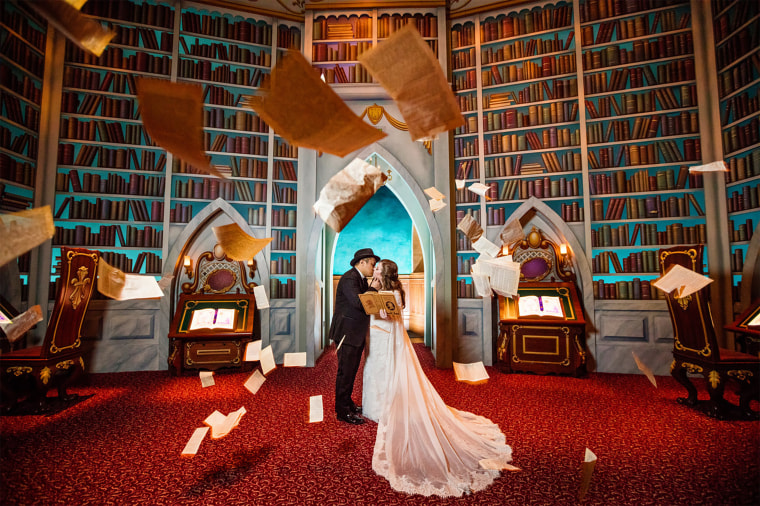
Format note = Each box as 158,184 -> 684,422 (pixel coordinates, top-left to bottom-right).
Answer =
372,408 -> 513,498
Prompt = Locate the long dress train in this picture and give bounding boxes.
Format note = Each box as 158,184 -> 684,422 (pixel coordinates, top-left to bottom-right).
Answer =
365,291 -> 513,497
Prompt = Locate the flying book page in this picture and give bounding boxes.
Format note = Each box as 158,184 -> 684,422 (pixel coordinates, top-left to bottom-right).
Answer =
359,24 -> 464,141
243,369 -> 266,395
476,256 -> 520,297
181,427 -> 209,458
688,161 -> 728,172
424,187 -> 446,212
500,219 -> 525,250
241,51 -> 386,157
428,198 -> 446,212
253,285 -> 269,309
244,340 -> 262,361
579,448 -> 598,500
518,295 -> 564,318
453,361 -> 490,385
97,259 -> 164,300
212,223 -> 272,261
471,271 -> 493,299
135,78 -> 224,178
203,407 -> 246,439
313,158 -> 387,233
260,344 -> 276,375
283,352 -> 307,367
309,395 -> 324,423
189,308 -> 236,331
359,291 -> 401,316
0,206 -> 55,268
457,214 -> 483,243
652,264 -> 713,299
28,0 -> 114,56
199,371 -> 215,388
0,305 -> 42,344
471,236 -> 502,258
468,183 -> 492,200
455,179 -> 466,190
632,351 -> 657,388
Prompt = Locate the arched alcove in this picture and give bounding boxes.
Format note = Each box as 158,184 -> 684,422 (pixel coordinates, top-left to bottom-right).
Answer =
496,196 -> 595,337
160,198 -> 271,368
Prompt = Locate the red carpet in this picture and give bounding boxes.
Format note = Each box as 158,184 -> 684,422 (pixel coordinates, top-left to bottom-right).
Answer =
1,344 -> 758,505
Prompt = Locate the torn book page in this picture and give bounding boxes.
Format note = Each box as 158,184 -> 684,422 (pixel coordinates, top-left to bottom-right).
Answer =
499,219 -> 525,249
456,214 -> 483,243
0,206 -> 54,268
212,223 -> 272,261
96,258 -> 164,300
0,305 -> 42,343
28,0 -> 114,56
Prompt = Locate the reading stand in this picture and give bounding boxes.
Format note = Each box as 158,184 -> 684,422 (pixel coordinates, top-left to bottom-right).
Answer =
725,298 -> 760,356
168,245 -> 258,376
495,227 -> 587,376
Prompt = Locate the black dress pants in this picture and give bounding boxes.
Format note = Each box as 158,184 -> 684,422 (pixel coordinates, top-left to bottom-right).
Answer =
335,340 -> 364,416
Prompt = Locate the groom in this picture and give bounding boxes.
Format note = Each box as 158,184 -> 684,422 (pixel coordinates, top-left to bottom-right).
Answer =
330,248 -> 379,425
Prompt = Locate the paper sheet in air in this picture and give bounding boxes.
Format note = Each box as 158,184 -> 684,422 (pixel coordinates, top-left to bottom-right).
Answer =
259,344 -> 276,375
283,352 -> 307,367
0,206 -> 54,268
212,223 -> 272,261
309,395 -> 324,423
97,258 -> 164,300
243,369 -> 266,395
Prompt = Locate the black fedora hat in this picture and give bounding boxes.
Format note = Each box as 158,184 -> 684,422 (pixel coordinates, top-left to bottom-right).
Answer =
350,248 -> 380,266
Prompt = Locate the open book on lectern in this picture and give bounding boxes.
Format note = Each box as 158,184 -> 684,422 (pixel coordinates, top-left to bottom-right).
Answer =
189,307 -> 237,331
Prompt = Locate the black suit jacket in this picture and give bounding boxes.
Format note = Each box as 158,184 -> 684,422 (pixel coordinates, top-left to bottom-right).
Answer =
329,267 -> 376,348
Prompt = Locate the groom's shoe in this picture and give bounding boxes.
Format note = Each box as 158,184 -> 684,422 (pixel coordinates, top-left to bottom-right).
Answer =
350,404 -> 362,414
337,412 -> 365,425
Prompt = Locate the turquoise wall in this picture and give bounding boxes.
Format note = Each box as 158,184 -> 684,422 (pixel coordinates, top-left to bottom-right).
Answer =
333,186 -> 412,274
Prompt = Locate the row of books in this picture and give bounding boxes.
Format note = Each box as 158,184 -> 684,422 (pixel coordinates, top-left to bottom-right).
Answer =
721,117 -> 759,156
1,34 -> 44,78
276,25 -> 301,50
450,23 -> 475,50
480,32 -> 575,67
456,278 -> 476,299
712,0 -> 758,44
481,54 -> 577,87
453,138 -> 477,158
482,152 -> 580,177
111,23 -> 171,53
173,179 -> 242,202
484,202 -> 583,226
479,5 -> 572,44
269,278 -> 295,299
180,13 -> 272,46
270,256 -> 295,275
66,44 -> 172,76
583,59 -> 694,95
477,78 -> 576,106
591,222 -> 706,247
481,101 -> 578,132
101,251 -> 162,275
60,117 -> 149,146
0,183 -> 32,212
58,144 -> 166,172
0,154 -> 34,186
61,169 -> 165,196
579,0 -> 684,24
561,202 -> 584,223
312,16 -> 370,41
204,108 -> 268,133
456,92 -> 477,113
729,218 -> 754,243
721,89 -> 759,127
586,111 -> 698,144
593,278 -> 665,301
179,60 -> 268,88
726,185 -> 759,214
717,57 -> 757,99
272,230 -> 296,251
580,9 -> 687,45
273,141 -> 297,160
0,128 -> 37,158
581,32 -> 692,71
272,183 -> 296,204
591,193 -> 704,221
454,115 -> 479,135
1,67 -> 41,104
455,208 -> 481,225
181,38 -> 271,67
731,248 -> 745,273
585,86 -> 695,118
593,249 -> 658,274
483,128 -> 580,154
204,132 -> 268,155
61,92 -> 137,120
2,93 -> 40,130
319,64 -> 373,84
378,13 -> 438,39
588,139 -> 700,168
56,196 -> 162,223
714,24 -> 759,72
312,41 -> 371,63
54,224 -> 163,249
271,208 -> 297,228
82,0 -> 174,30
0,3 -> 45,52
248,206 -> 266,226
455,160 -> 479,180
456,232 -> 473,252
63,68 -> 136,96
457,254 -> 476,275
588,166 -> 702,195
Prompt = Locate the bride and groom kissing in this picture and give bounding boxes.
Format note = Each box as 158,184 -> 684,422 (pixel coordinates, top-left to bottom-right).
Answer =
329,248 -> 516,497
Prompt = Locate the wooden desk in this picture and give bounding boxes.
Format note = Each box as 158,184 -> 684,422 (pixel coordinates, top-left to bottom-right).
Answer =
725,298 -> 760,356
496,282 -> 587,377
168,294 -> 257,376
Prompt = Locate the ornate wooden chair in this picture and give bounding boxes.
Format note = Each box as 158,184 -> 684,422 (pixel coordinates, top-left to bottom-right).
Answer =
659,245 -> 760,419
0,247 -> 100,412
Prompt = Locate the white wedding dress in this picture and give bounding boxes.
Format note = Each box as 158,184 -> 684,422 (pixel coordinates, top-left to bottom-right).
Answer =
363,291 -> 513,497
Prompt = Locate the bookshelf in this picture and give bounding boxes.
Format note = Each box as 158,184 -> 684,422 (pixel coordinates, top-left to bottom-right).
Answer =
0,0 -> 46,302
711,0 -> 760,308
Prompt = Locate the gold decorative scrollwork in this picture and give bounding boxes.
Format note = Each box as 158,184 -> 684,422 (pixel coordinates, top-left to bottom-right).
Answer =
574,335 -> 586,364
40,367 -> 52,384
676,294 -> 692,310
168,342 -> 178,366
670,360 -> 676,373
69,265 -> 91,310
682,362 -> 703,374
708,370 -> 721,389
56,360 -> 75,370
727,370 -> 753,381
6,366 -> 32,376
359,104 -> 433,155
79,356 -> 85,370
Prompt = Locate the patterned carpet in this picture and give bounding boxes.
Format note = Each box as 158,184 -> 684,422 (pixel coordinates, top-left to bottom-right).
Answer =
1,344 -> 758,505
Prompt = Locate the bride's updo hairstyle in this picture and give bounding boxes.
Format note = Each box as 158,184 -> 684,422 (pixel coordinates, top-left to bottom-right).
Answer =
377,259 -> 406,308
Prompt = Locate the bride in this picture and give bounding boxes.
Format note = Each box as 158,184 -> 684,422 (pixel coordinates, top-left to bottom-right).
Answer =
362,259 -> 515,497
